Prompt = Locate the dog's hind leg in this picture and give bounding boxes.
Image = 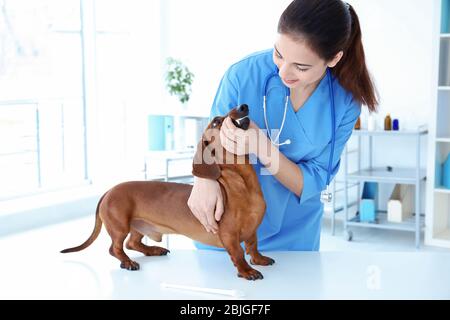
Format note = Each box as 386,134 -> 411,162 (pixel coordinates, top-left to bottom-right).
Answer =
106,228 -> 140,271
126,230 -> 170,256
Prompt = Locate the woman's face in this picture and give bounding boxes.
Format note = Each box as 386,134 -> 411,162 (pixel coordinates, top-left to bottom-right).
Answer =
273,34 -> 342,89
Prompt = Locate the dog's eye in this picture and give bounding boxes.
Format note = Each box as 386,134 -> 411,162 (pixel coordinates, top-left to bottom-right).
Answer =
211,117 -> 222,128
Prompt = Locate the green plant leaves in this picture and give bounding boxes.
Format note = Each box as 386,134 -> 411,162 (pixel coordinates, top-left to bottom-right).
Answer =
165,57 -> 195,104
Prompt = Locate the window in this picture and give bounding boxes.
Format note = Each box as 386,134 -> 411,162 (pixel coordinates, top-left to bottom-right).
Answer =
0,0 -> 86,199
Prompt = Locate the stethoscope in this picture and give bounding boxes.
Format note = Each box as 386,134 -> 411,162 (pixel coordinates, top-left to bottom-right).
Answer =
262,68 -> 336,204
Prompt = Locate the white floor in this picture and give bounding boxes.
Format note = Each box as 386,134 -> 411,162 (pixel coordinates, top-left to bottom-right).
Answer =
0,214 -> 449,299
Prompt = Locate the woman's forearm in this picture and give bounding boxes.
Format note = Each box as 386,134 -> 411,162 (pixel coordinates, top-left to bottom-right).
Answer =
256,135 -> 304,197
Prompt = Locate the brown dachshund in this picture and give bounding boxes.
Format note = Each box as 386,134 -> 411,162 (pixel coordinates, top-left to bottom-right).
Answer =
61,104 -> 274,280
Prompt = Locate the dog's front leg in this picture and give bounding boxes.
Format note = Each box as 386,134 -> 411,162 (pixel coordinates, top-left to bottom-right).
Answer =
219,231 -> 263,280
244,233 -> 275,266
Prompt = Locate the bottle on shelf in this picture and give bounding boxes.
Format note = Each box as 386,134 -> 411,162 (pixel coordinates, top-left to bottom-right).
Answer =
354,117 -> 361,130
393,119 -> 399,131
367,114 -> 376,131
384,114 -> 392,131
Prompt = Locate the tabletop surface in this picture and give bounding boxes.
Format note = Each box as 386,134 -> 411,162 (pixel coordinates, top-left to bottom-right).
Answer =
1,247 -> 449,300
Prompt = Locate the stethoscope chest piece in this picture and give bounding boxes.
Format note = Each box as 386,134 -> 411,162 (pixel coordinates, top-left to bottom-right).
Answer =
320,186 -> 333,204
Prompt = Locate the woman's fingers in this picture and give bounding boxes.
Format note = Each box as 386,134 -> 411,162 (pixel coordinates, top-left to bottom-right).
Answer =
215,190 -> 224,222
220,127 -> 237,154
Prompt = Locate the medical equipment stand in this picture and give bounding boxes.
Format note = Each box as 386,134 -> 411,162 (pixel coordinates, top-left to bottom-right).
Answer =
342,127 -> 428,248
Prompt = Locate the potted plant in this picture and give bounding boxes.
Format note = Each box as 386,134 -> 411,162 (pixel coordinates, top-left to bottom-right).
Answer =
165,57 -> 195,105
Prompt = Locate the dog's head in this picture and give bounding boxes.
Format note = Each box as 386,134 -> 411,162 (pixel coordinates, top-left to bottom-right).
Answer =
192,104 -> 250,179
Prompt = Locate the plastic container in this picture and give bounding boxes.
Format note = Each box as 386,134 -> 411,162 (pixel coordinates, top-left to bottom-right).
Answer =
387,184 -> 413,223
444,153 -> 450,189
360,182 -> 378,222
393,119 -> 399,131
442,0 -> 449,33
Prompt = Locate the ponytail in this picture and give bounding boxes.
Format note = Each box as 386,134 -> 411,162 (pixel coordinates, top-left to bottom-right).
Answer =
332,4 -> 379,112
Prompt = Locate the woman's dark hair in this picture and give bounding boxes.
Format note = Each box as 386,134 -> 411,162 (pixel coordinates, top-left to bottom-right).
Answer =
278,0 -> 378,112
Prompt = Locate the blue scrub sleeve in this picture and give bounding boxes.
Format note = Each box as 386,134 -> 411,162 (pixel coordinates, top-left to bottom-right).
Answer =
296,99 -> 362,205
209,68 -> 239,119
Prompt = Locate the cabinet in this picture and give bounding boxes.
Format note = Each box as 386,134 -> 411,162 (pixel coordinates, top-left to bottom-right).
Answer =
425,0 -> 450,248
144,115 -> 209,183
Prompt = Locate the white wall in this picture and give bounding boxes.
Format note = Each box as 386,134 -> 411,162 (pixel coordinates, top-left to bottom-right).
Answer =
348,0 -> 436,211
161,0 -> 292,116
351,0 -> 436,128
163,0 -> 437,132
349,0 -> 434,171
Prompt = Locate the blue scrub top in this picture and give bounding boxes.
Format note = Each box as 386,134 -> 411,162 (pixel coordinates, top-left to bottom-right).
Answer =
195,49 -> 361,251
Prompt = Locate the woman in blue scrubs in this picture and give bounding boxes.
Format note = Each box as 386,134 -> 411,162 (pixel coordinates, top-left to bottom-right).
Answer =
188,0 -> 378,251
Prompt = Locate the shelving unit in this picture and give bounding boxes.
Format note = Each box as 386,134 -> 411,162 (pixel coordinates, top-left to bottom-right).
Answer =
342,128 -> 428,248
425,0 -> 450,248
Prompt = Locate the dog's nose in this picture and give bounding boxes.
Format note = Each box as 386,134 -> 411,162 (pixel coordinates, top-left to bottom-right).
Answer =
237,104 -> 248,113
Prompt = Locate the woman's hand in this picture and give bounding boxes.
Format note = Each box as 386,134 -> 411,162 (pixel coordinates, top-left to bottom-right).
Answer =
220,118 -> 266,156
187,176 -> 224,234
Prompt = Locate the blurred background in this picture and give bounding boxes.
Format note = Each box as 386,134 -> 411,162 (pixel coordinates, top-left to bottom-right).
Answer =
0,0 -> 449,252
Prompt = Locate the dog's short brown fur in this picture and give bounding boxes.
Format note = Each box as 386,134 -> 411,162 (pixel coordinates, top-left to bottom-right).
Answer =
61,104 -> 274,280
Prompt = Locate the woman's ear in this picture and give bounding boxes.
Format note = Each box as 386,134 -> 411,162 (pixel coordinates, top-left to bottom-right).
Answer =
327,51 -> 344,68
192,137 -> 221,180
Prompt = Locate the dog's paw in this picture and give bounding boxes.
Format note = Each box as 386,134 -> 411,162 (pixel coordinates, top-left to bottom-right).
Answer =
144,246 -> 170,256
238,268 -> 264,281
250,256 -> 275,266
120,260 -> 140,271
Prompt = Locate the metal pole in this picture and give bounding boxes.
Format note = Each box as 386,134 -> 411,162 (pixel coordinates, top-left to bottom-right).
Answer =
415,133 -> 421,249
35,105 -> 42,188
331,178 -> 336,236
165,158 -> 169,182
344,144 -> 349,237
80,0 -> 89,181
61,103 -> 65,172
358,135 -> 361,210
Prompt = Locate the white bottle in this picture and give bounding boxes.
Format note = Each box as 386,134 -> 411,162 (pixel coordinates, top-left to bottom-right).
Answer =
367,114 -> 376,132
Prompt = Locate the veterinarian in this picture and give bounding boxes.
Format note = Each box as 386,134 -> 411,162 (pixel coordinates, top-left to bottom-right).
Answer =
188,0 -> 378,251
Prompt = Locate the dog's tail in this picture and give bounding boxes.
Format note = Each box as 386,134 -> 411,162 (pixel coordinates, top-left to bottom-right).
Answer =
60,192 -> 107,254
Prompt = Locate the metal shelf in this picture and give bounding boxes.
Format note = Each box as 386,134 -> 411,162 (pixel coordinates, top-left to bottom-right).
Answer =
347,167 -> 426,185
351,127 -> 428,137
435,187 -> 450,194
347,211 -> 425,232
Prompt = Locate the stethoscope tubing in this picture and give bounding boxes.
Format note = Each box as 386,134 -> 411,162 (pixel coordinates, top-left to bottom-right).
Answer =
262,68 -> 336,188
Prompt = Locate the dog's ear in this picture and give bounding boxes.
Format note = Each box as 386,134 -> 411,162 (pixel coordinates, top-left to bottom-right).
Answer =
192,136 -> 221,180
